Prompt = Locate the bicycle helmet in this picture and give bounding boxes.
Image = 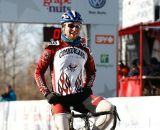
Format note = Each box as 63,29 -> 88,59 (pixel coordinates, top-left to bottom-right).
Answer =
60,10 -> 83,24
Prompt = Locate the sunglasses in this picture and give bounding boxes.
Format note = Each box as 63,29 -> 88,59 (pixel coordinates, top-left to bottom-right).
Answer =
67,24 -> 82,29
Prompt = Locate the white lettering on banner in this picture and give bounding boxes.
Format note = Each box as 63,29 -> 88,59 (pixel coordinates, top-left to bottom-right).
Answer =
0,97 -> 160,130
95,35 -> 114,44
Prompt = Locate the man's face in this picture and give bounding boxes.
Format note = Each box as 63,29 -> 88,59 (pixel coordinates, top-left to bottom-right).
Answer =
63,22 -> 82,40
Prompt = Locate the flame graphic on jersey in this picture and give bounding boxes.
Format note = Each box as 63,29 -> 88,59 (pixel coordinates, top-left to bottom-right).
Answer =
58,71 -> 72,95
75,70 -> 82,92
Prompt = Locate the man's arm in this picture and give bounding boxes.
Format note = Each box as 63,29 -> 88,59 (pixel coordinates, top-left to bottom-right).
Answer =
34,46 -> 54,96
85,48 -> 96,88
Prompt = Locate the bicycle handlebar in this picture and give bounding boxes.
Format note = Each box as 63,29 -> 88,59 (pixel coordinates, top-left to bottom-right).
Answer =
71,111 -> 113,118
69,105 -> 120,130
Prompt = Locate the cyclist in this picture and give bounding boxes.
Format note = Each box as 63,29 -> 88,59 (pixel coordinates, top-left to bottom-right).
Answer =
34,9 -> 114,130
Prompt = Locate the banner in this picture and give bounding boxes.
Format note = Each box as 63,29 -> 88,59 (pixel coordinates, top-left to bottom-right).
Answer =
0,100 -> 55,130
0,0 -> 118,24
109,96 -> 160,130
90,24 -> 118,97
1,96 -> 160,130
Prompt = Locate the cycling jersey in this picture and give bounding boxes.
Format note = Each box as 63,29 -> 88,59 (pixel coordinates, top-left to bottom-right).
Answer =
34,40 -> 96,96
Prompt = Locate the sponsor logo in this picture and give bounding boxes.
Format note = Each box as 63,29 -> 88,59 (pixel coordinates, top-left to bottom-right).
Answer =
96,54 -> 113,68
59,48 -> 85,59
88,0 -> 107,15
100,54 -> 109,63
42,0 -> 71,13
95,35 -> 114,44
89,0 -> 106,9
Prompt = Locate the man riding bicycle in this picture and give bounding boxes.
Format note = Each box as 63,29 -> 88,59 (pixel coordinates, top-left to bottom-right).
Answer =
34,9 -> 114,130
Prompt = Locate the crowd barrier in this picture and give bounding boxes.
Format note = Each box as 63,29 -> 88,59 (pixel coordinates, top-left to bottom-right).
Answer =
0,96 -> 160,130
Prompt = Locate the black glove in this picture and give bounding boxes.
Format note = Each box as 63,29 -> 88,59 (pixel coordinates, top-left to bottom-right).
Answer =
45,92 -> 61,104
83,86 -> 93,96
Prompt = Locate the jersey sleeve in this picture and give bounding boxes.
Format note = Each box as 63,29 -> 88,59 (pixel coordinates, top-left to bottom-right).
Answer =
34,46 -> 54,96
84,48 -> 96,88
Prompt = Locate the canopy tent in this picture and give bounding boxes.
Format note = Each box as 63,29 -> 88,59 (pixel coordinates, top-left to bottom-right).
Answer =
119,21 -> 160,36
118,21 -> 160,96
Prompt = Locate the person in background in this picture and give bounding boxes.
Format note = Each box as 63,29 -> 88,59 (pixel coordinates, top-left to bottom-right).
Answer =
34,10 -> 116,130
149,57 -> 160,76
1,84 -> 16,101
128,58 -> 150,77
128,59 -> 139,77
118,61 -> 129,79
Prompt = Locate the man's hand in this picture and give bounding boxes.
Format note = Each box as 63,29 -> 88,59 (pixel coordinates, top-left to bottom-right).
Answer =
45,92 -> 61,104
83,86 -> 93,95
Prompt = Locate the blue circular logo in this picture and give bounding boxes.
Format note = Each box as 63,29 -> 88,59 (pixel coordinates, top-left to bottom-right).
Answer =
89,0 -> 106,9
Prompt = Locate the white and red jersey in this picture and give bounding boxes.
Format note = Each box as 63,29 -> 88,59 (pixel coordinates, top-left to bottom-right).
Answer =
34,40 -> 96,96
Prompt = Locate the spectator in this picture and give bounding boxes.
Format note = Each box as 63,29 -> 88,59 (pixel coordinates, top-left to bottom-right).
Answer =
1,84 -> 16,101
141,59 -> 150,76
149,57 -> 160,76
128,59 -> 139,76
118,61 -> 129,79
128,58 -> 150,76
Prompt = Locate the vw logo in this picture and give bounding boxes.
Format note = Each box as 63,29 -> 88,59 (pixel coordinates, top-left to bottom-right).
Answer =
89,0 -> 106,9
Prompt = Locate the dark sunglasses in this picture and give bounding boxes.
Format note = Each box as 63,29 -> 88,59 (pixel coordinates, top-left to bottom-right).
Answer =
67,24 -> 81,29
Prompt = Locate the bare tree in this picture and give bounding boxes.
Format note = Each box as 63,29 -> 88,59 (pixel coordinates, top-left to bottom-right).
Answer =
0,24 -> 10,85
0,23 -> 43,92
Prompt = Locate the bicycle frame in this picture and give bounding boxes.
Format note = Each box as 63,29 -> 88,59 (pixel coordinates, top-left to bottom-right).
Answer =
69,105 -> 120,130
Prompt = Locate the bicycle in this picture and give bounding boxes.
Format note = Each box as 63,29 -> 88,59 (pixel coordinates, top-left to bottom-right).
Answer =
69,105 -> 120,130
